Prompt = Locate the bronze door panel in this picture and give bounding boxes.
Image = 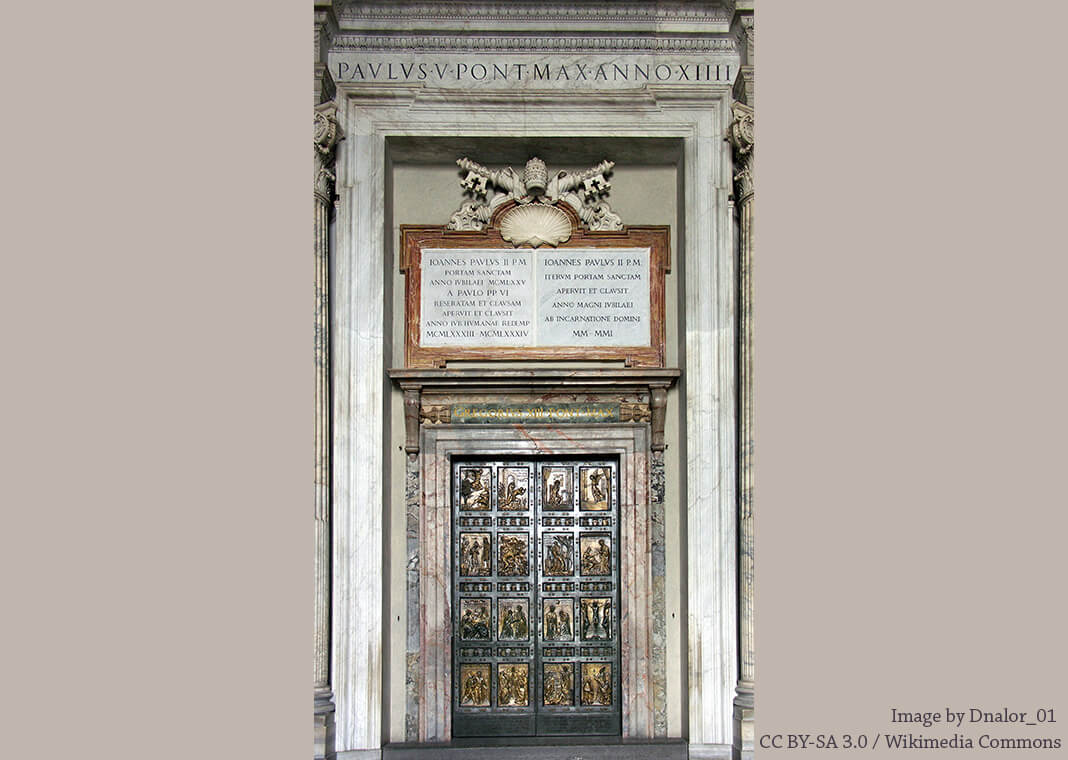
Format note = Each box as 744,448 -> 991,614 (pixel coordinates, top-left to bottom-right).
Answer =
451,457 -> 621,737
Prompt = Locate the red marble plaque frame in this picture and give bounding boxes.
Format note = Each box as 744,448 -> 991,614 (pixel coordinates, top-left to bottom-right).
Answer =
400,204 -> 670,368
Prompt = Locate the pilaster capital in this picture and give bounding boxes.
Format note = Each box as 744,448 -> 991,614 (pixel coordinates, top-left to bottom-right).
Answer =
314,102 -> 340,204
728,101 -> 754,203
730,3 -> 754,66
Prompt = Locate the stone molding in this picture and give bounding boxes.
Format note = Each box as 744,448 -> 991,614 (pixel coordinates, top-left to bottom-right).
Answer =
337,2 -> 733,29
332,34 -> 737,53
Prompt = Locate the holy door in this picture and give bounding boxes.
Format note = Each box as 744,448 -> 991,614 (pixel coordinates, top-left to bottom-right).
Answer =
451,457 -> 621,737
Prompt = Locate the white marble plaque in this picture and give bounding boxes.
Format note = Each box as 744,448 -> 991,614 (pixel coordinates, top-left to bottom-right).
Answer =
420,247 -> 650,349
420,249 -> 535,347
537,248 -> 650,347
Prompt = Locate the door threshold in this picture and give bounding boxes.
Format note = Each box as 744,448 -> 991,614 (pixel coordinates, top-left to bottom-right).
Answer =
383,738 -> 687,760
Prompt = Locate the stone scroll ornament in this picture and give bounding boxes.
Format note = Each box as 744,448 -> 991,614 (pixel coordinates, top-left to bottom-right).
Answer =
447,156 -> 624,246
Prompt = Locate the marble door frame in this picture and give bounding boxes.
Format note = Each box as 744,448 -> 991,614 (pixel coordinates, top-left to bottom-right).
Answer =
414,424 -> 655,741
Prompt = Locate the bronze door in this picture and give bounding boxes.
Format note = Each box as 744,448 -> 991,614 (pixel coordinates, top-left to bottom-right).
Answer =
451,457 -> 621,737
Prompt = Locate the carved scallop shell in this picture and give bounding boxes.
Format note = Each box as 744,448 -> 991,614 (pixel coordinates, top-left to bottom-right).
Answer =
499,203 -> 572,248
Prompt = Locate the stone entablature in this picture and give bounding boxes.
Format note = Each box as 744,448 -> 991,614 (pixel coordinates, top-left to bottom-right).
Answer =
389,368 -> 678,458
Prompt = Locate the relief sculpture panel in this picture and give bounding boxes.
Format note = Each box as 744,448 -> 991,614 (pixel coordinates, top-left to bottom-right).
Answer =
543,534 -> 574,576
498,533 -> 529,576
542,467 -> 573,511
460,664 -> 491,707
580,535 -> 612,576
459,532 -> 492,576
498,466 -> 529,510
497,599 -> 530,641
542,663 -> 574,706
542,598 -> 574,641
581,663 -> 613,707
497,663 -> 529,707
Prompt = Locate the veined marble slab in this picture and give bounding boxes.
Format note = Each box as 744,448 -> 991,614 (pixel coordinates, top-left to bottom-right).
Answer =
420,247 -> 650,348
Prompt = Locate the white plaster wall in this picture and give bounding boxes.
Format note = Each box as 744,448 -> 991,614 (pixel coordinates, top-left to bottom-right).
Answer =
386,158 -> 685,740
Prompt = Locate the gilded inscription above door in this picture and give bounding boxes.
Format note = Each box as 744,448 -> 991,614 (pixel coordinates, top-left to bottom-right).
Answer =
451,458 -> 621,737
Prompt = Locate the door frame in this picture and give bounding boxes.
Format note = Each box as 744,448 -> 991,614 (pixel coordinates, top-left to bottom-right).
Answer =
411,423 -> 659,741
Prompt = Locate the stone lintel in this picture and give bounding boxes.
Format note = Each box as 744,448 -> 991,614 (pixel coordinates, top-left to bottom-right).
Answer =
389,367 -> 680,393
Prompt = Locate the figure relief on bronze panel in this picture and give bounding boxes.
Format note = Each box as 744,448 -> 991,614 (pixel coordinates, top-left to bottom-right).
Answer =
497,663 -> 529,707
459,663 -> 491,706
497,467 -> 528,510
459,598 -> 491,640
580,535 -> 612,576
580,466 -> 610,510
542,663 -> 574,706
580,597 -> 612,641
542,598 -> 574,641
542,467 -> 572,510
497,599 -> 529,641
580,663 -> 612,706
543,534 -> 574,576
459,532 -> 492,576
459,467 -> 491,510
497,533 -> 528,576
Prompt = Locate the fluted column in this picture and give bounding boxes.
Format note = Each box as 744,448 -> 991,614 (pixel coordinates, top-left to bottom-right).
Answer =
314,100 -> 339,760
729,97 -> 755,760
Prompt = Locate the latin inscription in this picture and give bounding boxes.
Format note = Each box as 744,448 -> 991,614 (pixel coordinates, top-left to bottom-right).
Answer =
419,248 -> 650,349
330,54 -> 735,90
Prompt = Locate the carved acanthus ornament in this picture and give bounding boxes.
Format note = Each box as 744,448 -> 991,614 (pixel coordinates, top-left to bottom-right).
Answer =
314,102 -> 340,204
728,102 -> 754,203
448,156 -> 624,245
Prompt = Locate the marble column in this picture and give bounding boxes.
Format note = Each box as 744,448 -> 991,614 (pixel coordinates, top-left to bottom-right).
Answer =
314,100 -> 339,760
729,96 -> 755,760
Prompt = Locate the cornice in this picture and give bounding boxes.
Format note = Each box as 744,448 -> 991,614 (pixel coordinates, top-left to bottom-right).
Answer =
332,33 -> 737,54
336,1 -> 732,32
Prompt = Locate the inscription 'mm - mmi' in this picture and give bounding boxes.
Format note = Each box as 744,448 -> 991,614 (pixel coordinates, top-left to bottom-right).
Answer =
419,248 -> 650,348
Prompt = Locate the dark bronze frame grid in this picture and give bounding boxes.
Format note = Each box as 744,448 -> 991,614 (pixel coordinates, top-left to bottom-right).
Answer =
451,457 -> 621,737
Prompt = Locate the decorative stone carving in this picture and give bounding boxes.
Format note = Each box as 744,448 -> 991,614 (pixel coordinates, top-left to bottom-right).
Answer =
728,101 -> 754,203
404,388 -> 421,458
619,402 -> 651,423
337,2 -> 733,28
332,34 -> 737,52
499,204 -> 573,247
447,200 -> 493,232
314,102 -> 340,204
419,405 -> 452,424
447,156 -> 624,241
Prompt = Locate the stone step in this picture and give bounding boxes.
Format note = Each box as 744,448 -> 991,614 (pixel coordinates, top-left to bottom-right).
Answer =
383,738 -> 687,760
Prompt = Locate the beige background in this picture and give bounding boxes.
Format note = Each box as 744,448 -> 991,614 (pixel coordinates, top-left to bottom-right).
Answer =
3,1 -> 1066,759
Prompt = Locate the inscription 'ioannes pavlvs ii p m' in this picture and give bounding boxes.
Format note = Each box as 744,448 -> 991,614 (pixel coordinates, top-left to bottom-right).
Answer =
420,248 -> 650,348
402,234 -> 669,366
